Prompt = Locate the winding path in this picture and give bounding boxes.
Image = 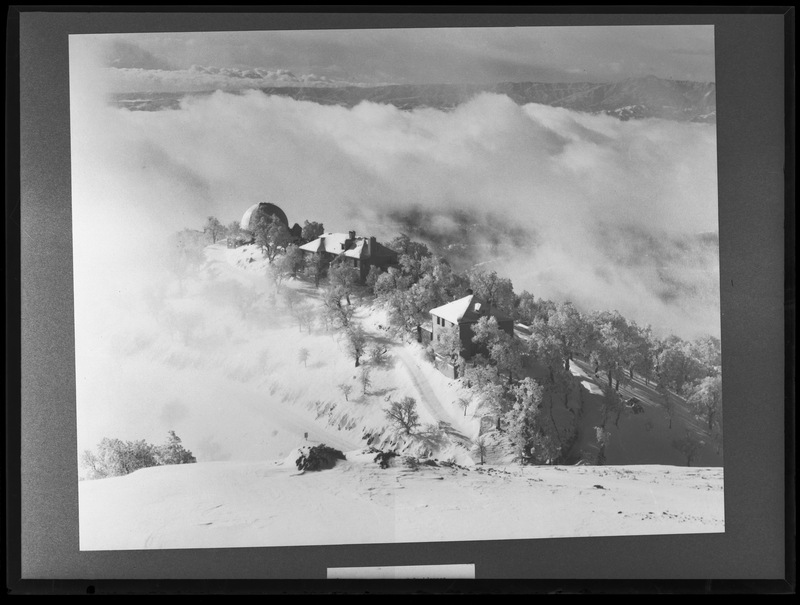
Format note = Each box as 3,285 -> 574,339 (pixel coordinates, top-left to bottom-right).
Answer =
393,347 -> 471,444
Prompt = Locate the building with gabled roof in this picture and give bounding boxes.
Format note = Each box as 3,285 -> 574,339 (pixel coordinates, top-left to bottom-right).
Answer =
298,230 -> 399,281
430,293 -> 515,366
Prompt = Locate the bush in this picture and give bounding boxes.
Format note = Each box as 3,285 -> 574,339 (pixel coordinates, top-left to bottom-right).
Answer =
81,431 -> 196,480
295,444 -> 346,471
373,450 -> 398,469
155,430 -> 197,466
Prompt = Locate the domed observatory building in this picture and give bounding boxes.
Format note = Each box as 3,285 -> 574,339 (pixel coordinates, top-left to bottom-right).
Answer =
230,202 -> 302,247
241,202 -> 290,232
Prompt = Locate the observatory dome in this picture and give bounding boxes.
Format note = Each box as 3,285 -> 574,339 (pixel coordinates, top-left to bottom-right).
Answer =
241,202 -> 289,232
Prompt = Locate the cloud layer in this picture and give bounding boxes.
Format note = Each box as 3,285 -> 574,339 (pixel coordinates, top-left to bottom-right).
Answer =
70,74 -> 720,339
97,26 -> 716,87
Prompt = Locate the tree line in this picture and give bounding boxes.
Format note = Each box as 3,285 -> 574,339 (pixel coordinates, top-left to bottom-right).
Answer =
366,234 -> 723,464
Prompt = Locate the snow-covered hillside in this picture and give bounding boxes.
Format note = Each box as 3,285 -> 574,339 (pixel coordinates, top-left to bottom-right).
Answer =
79,449 -> 723,550
75,241 -> 725,550
75,243 -> 479,468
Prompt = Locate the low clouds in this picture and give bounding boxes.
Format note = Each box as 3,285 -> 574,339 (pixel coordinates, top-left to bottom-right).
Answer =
70,81 -> 720,339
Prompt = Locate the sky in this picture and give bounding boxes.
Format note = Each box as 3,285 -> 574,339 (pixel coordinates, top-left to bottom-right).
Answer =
69,25 -> 720,340
84,25 -> 716,92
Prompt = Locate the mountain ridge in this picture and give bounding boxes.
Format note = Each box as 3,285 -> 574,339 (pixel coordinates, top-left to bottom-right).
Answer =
112,75 -> 716,122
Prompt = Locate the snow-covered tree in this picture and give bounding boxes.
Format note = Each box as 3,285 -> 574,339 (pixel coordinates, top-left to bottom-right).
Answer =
547,302 -> 593,372
282,286 -> 300,312
328,259 -> 360,306
81,437 -> 159,479
344,323 -> 368,367
338,383 -> 353,401
687,374 -> 722,434
322,285 -> 354,331
155,430 -> 197,466
599,383 -> 626,428
365,265 -> 383,295
373,267 -> 409,300
630,323 -> 659,385
588,310 -> 632,392
513,290 -> 556,326
298,347 -> 310,367
226,220 -> 243,240
594,426 -> 610,465
656,336 -> 706,396
253,212 -> 292,262
384,397 -> 421,435
301,220 -> 325,242
462,361 -> 507,429
359,366 -> 372,395
657,381 -> 677,429
471,316 -> 524,383
292,301 -> 316,333
204,216 -> 225,244
276,243 -> 305,279
503,377 -> 559,464
467,269 -> 515,316
434,324 -> 463,366
475,434 -> 489,465
303,252 -> 328,288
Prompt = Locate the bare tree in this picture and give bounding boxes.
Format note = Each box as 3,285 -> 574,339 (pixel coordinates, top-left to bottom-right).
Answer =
204,216 -> 225,244
338,383 -> 353,402
384,397 -> 420,435
360,366 -> 372,395
344,324 -> 367,367
475,434 -> 489,465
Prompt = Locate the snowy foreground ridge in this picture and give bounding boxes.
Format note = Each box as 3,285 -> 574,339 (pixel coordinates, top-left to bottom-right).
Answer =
79,450 -> 723,551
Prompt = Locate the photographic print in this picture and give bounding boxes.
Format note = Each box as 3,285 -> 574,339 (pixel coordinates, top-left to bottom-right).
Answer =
70,24 -> 724,551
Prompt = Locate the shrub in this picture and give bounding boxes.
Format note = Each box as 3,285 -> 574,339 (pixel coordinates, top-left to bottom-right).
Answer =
295,444 -> 346,471
373,449 -> 398,469
80,431 -> 196,480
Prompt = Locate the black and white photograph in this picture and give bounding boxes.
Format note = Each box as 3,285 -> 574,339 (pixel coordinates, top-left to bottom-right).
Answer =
68,24 -> 727,552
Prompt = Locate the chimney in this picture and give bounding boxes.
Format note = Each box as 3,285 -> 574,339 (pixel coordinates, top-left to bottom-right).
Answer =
348,230 -> 356,240
368,236 -> 376,257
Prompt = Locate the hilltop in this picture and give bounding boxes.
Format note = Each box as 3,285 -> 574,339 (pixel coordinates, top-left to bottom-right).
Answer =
79,450 -> 723,550
77,240 -> 723,549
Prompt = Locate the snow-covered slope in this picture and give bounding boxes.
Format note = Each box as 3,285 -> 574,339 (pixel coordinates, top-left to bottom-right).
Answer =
75,241 -> 725,550
75,243 -> 479,469
79,449 -> 724,551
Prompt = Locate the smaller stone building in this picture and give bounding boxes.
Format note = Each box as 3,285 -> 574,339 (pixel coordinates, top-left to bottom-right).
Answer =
429,293 -> 515,362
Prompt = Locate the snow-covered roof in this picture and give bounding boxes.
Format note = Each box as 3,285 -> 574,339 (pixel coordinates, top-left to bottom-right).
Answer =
298,233 -> 397,261
430,294 -> 512,324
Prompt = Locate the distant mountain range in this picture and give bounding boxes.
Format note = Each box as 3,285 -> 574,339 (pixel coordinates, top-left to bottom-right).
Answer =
112,75 -> 716,123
